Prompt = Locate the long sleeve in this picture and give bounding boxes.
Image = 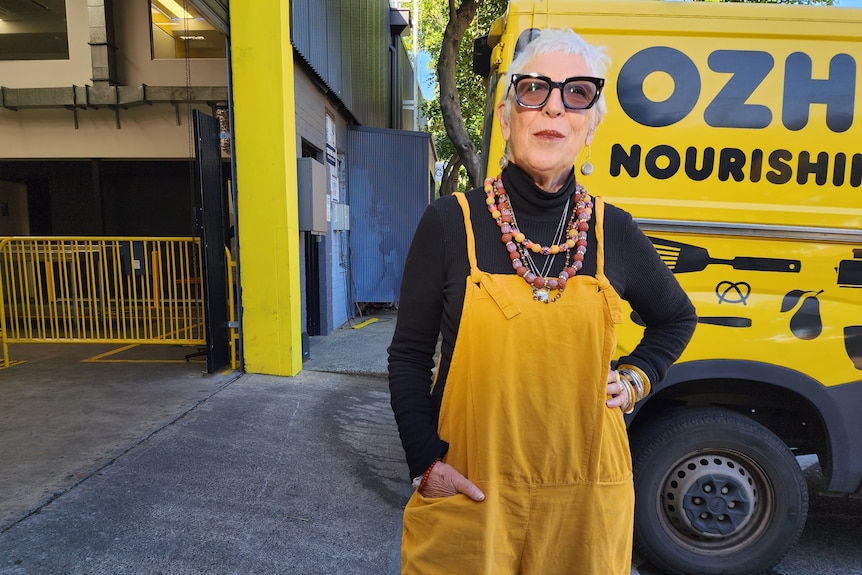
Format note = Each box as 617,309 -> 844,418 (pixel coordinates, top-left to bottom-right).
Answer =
387,204 -> 452,479
388,165 -> 697,479
604,208 -> 697,386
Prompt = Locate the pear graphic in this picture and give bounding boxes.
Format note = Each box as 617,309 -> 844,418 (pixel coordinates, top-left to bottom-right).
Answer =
787,290 -> 824,340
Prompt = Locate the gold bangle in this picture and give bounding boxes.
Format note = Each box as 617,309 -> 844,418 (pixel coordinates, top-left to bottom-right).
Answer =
617,364 -> 651,399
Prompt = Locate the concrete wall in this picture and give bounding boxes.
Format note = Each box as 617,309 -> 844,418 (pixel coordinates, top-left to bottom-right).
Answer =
294,71 -> 327,156
0,104 -> 218,160
0,0 -> 91,88
114,1 -> 226,87
0,0 -> 227,160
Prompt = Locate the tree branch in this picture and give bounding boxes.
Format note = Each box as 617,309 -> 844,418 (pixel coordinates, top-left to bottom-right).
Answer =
437,0 -> 483,189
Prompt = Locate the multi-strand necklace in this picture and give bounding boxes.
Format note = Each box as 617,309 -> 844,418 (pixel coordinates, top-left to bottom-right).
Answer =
484,175 -> 592,303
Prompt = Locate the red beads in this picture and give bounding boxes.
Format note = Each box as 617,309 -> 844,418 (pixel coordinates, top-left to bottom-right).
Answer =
484,175 -> 592,303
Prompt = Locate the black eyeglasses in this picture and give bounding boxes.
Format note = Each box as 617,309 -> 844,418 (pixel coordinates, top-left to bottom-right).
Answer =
509,73 -> 605,110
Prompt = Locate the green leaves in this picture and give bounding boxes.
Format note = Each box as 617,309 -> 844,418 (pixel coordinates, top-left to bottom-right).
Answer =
418,0 -> 508,192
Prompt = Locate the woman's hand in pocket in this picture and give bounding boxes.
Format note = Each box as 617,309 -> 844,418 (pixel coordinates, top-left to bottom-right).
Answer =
420,461 -> 485,501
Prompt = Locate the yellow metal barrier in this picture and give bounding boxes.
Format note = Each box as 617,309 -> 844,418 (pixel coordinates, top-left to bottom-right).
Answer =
226,247 -> 239,371
0,237 -> 230,368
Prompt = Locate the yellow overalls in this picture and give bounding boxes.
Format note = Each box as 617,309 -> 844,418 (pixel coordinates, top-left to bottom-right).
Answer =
401,193 -> 634,575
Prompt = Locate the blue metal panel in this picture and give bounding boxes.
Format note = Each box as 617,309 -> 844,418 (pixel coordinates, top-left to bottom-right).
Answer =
347,126 -> 435,304
329,230 -> 350,329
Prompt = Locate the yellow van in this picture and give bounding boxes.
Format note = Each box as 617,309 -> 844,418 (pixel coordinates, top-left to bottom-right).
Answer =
474,2 -> 862,574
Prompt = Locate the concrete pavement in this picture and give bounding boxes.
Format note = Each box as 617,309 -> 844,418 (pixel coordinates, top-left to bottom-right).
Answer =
0,310 -> 407,575
3,308 -> 851,575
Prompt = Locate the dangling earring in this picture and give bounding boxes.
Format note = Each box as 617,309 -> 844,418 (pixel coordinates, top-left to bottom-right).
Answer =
580,145 -> 594,176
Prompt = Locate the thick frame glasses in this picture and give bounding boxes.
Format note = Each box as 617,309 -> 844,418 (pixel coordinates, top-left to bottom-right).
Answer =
510,73 -> 605,110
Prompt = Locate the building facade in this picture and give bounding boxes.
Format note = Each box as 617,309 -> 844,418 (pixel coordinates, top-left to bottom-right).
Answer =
0,0 -> 433,376
0,0 -> 228,237
231,0 -> 435,375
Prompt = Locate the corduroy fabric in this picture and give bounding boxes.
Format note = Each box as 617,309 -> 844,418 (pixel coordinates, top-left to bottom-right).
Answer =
400,196 -> 634,575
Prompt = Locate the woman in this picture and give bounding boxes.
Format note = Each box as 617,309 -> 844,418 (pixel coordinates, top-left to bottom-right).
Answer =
388,28 -> 696,575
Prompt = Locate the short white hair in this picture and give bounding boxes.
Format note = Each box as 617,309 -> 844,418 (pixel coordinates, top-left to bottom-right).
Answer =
499,28 -> 611,169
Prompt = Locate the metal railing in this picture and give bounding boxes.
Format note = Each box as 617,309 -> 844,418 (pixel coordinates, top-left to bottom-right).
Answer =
0,237 -> 237,368
226,247 -> 239,370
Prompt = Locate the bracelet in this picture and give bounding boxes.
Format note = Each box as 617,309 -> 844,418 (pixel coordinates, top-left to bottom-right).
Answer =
617,364 -> 651,399
616,372 -> 635,414
417,458 -> 441,493
618,369 -> 642,406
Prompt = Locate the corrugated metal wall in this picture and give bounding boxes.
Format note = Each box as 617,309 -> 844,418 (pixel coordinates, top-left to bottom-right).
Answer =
348,126 -> 435,304
291,0 -> 389,127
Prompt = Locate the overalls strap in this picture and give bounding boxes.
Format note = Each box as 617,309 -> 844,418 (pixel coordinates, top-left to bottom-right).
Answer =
454,192 -> 520,320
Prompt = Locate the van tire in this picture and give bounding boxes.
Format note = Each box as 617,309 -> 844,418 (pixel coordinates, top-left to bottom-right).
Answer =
631,407 -> 808,575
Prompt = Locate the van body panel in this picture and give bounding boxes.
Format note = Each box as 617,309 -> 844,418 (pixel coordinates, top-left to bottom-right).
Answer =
479,3 -> 862,572
482,0 -> 862,464
487,0 -> 862,228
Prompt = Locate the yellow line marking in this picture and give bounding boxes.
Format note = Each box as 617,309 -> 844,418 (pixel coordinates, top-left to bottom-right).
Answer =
82,344 -> 204,363
352,317 -> 379,330
0,360 -> 27,370
83,359 -> 199,364
84,344 -> 139,361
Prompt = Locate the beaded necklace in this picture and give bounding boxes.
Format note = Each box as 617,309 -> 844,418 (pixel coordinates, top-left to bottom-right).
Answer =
512,195 -> 570,286
484,175 -> 593,303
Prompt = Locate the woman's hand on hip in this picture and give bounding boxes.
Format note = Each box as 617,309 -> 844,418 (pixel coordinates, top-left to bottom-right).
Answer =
420,461 -> 485,501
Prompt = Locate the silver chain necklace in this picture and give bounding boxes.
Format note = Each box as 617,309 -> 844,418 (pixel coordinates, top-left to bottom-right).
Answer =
509,196 -> 570,290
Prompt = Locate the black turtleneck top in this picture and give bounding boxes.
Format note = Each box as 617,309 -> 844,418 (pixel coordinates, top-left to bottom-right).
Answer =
388,164 -> 697,479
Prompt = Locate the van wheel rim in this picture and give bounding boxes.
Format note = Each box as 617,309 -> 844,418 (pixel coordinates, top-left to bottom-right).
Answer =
662,452 -> 761,541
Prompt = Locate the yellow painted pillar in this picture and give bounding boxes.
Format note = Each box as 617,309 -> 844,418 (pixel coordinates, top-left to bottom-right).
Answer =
230,0 -> 303,376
